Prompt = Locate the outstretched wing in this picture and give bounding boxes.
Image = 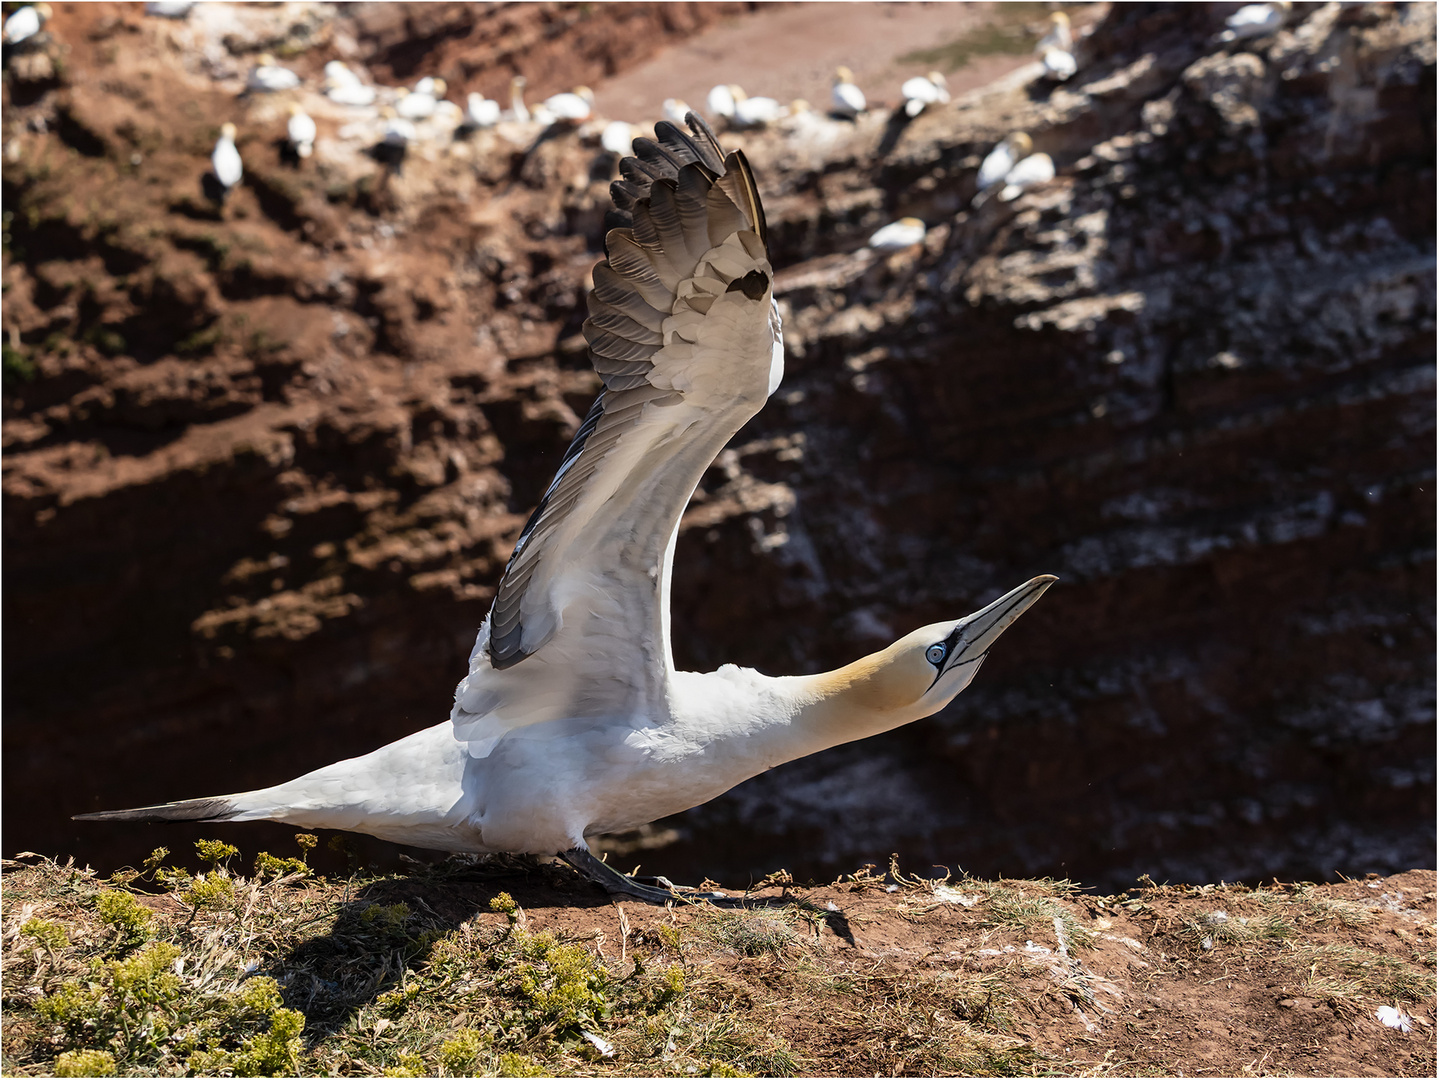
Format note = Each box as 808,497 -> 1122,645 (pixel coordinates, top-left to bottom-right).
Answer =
452,114 -> 783,750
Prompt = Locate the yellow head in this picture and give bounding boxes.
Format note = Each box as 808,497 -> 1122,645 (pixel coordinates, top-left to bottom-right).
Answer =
809,576 -> 1056,728
835,65 -> 855,84
1008,131 -> 1034,156
431,77 -> 448,97
34,2 -> 53,19
257,53 -> 278,67
928,71 -> 947,87
1051,12 -> 1070,28
220,122 -> 237,139
898,216 -> 924,229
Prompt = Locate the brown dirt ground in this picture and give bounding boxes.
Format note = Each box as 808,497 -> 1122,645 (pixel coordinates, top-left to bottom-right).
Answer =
4,856 -> 1432,1077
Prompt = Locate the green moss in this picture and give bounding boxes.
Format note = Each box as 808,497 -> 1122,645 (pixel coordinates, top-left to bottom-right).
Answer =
254,851 -> 310,880
509,931 -> 607,1030
497,1051 -> 549,1077
94,890 -> 153,936
196,838 -> 240,868
490,891 -> 519,917
2,342 -> 36,386
439,1027 -> 491,1074
54,1049 -> 117,1077
184,872 -> 237,909
20,916 -> 68,951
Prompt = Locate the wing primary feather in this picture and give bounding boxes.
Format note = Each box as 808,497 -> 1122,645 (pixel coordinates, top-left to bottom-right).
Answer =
716,150 -> 768,248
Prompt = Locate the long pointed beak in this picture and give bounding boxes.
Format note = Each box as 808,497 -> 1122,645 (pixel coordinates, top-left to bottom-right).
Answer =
948,574 -> 1057,665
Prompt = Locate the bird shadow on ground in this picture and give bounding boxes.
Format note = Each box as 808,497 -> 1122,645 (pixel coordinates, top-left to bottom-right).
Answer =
265,853 -> 856,1048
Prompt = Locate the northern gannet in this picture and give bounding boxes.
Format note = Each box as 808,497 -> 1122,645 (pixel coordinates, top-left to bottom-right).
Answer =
975,131 -> 1032,194
211,122 -> 242,195
2,3 -> 49,45
830,66 -> 866,118
144,0 -> 194,17
325,62 -> 377,107
868,217 -> 926,251
706,83 -> 737,122
247,54 -> 300,94
466,91 -> 501,128
1035,11 -> 1073,54
998,150 -> 1055,202
901,71 -> 950,117
286,104 -> 316,159
730,87 -> 785,130
542,85 -> 595,124
1217,1 -> 1291,42
503,75 -> 530,123
412,75 -> 444,98
396,80 -> 446,121
77,113 -> 1055,906
661,98 -> 692,127
600,119 -> 638,157
1041,46 -> 1078,82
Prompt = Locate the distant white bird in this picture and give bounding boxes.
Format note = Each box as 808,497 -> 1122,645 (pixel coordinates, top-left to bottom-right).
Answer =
324,61 -> 376,106
143,0 -> 193,18
412,76 -> 444,97
730,86 -> 785,129
706,83 -> 736,122
975,131 -> 1032,193
661,98 -> 692,126
999,152 -> 1055,202
1217,1 -> 1291,42
211,122 -> 243,195
466,91 -> 501,128
1035,11 -> 1073,53
901,71 -> 950,117
247,54 -> 300,93
327,81 -> 376,107
868,217 -> 927,251
287,104 -> 316,159
396,79 -> 446,120
543,86 -> 595,124
830,65 -> 866,118
2,3 -> 50,45
503,75 -> 530,123
1041,47 -> 1078,82
600,119 -> 637,157
77,112 -> 1056,908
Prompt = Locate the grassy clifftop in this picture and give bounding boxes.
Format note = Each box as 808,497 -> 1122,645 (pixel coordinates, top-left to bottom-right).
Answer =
2,844 -> 1433,1077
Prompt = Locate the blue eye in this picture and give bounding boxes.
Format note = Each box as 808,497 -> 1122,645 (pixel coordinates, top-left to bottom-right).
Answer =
925,644 -> 946,666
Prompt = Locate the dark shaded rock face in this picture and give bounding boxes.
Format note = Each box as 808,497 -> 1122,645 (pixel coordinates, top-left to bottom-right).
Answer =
3,3 -> 1433,890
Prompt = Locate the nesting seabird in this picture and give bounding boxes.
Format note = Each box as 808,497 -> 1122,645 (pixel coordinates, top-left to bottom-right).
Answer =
830,65 -> 866,118
1217,1 -> 1291,42
600,119 -> 638,157
661,98 -> 692,126
210,122 -> 242,196
77,112 -> 1055,906
998,150 -> 1055,202
396,79 -> 446,120
900,71 -> 950,117
325,62 -> 376,107
286,104 -> 316,159
730,86 -> 785,129
542,85 -> 595,125
466,91 -> 501,129
868,217 -> 927,251
975,131 -> 1032,196
706,83 -> 737,122
247,54 -> 300,93
2,2 -> 49,45
503,75 -> 531,123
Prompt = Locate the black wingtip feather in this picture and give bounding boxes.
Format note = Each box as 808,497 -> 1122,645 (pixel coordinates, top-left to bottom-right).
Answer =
73,797 -> 240,824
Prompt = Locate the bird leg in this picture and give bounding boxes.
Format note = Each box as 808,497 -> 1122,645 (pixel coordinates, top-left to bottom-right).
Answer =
559,848 -> 755,907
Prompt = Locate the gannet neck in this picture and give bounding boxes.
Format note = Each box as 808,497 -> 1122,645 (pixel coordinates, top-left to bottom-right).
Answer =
782,647 -> 935,752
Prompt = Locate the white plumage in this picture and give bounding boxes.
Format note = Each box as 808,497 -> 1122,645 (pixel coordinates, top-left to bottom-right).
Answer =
830,66 -> 866,118
901,71 -> 949,118
999,151 -> 1056,202
1041,47 -> 1078,82
143,0 -> 193,18
211,122 -> 242,190
466,92 -> 501,128
661,98 -> 691,126
976,131 -> 1032,193
868,217 -> 927,251
730,87 -> 784,129
3,3 -> 48,44
542,86 -> 595,124
1218,1 -> 1290,42
287,106 -> 316,159
396,80 -> 446,120
504,75 -> 530,123
706,83 -> 736,121
76,114 -> 1055,905
246,54 -> 300,93
1035,11 -> 1073,53
600,120 -> 637,156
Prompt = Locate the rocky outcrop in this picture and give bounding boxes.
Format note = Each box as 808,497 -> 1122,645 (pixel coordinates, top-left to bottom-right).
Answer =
3,3 -> 1432,889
